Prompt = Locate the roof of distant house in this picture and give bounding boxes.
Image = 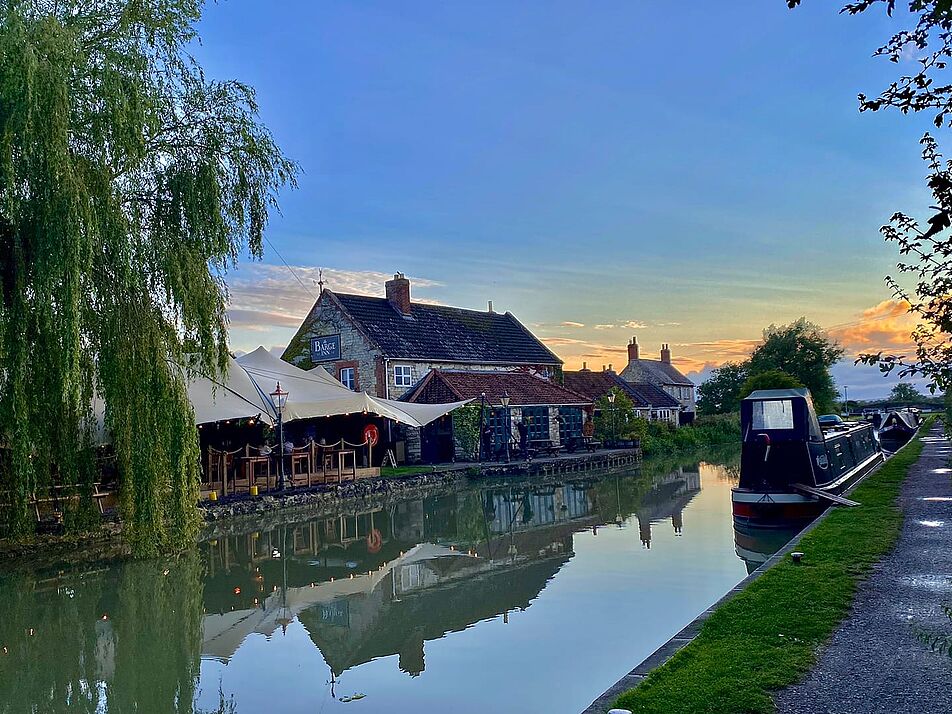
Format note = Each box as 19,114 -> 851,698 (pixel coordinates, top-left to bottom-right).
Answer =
562,370 -> 681,409
620,358 -> 693,386
404,369 -> 591,407
296,291 -> 561,365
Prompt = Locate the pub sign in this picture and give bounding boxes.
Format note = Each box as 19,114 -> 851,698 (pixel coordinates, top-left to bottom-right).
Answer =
310,334 -> 341,363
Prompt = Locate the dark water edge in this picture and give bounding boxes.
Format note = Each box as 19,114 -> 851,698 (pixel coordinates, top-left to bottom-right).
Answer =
0,444 -> 749,714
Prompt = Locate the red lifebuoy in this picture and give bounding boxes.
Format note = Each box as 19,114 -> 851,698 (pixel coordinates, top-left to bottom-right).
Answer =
366,528 -> 383,554
363,423 -> 380,447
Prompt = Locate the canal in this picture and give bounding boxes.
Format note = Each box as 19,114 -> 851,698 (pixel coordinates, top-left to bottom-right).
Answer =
0,446 -> 796,714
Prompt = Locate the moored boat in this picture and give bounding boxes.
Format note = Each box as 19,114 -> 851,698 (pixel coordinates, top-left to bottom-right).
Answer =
878,410 -> 919,452
731,388 -> 882,527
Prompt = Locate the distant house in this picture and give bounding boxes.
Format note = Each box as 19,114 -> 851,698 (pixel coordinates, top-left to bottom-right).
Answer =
281,273 -> 577,462
618,337 -> 696,424
563,366 -> 681,425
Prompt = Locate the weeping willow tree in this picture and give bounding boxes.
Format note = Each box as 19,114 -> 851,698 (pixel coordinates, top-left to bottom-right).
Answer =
0,1 -> 296,553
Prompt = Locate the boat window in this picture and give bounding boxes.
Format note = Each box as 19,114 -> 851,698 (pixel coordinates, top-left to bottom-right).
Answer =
752,399 -> 795,430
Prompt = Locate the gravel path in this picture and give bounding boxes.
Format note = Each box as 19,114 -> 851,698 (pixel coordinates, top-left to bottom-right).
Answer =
775,422 -> 952,714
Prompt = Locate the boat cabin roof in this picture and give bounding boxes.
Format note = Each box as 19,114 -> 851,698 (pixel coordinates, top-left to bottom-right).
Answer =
744,388 -> 811,401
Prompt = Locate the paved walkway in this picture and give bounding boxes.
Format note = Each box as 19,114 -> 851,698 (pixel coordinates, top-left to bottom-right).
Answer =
775,422 -> 952,714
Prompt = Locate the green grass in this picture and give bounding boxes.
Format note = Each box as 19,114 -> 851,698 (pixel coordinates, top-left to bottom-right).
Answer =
379,465 -> 437,478
614,417 -> 935,714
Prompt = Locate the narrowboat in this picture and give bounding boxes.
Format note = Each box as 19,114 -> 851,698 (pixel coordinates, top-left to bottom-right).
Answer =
731,388 -> 882,527
878,410 -> 919,452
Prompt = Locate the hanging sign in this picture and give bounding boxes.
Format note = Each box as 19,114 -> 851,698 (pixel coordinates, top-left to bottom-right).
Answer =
310,334 -> 341,362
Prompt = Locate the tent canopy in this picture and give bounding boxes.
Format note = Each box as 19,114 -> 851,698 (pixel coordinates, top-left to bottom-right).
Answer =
189,346 -> 468,428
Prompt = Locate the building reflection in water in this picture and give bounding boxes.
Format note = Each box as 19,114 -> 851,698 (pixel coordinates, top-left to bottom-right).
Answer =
0,459 -> 721,713
199,463 -> 705,679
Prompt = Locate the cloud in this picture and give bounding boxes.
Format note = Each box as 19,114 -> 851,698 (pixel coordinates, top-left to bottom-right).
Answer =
559,321 -> 586,328
225,264 -> 443,340
827,299 -> 919,357
593,324 -> 615,330
623,320 -> 648,329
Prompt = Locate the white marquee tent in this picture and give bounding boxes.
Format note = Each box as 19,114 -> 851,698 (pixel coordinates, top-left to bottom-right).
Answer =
188,346 -> 468,428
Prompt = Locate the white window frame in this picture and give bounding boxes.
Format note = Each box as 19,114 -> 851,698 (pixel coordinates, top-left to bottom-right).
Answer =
340,367 -> 356,391
393,364 -> 413,388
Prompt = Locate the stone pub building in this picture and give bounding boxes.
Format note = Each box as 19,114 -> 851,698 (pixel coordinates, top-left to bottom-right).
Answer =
282,273 -> 591,462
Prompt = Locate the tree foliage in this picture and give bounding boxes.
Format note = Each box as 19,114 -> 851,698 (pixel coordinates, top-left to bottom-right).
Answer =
593,387 -> 636,442
747,319 -> 843,412
697,361 -> 748,415
889,381 -> 926,403
739,369 -> 804,400
697,319 -> 842,414
787,1 -> 952,392
0,1 -> 296,552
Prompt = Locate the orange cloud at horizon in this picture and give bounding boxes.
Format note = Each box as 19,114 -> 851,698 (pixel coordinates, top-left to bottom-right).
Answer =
546,299 -> 923,377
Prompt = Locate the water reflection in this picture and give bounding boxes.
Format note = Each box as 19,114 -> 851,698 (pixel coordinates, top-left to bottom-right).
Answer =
0,453 -> 774,714
733,525 -> 803,574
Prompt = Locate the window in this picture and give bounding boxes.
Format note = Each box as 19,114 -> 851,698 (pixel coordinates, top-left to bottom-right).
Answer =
339,367 -> 356,391
393,365 -> 413,388
521,406 -> 549,441
558,407 -> 583,442
752,400 -> 794,430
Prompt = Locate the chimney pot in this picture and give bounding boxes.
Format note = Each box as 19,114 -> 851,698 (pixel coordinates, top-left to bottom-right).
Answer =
628,336 -> 640,363
581,361 -> 588,371
488,300 -> 494,313
661,343 -> 672,364
385,272 -> 412,316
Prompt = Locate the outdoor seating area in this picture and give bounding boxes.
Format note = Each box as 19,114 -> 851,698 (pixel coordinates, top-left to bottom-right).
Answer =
202,438 -> 378,499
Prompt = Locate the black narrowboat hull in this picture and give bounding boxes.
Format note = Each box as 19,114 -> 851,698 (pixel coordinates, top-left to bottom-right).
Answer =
731,449 -> 881,527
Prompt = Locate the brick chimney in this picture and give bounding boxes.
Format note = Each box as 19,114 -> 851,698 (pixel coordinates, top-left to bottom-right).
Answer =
627,336 -> 640,363
661,343 -> 672,364
385,272 -> 411,316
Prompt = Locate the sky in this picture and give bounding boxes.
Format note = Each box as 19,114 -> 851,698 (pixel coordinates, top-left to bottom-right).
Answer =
194,1 -> 939,399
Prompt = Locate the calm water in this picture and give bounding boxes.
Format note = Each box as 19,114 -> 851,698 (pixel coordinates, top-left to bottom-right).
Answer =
0,448 -> 795,714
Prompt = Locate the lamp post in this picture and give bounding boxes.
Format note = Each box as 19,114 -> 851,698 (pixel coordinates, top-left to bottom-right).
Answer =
843,385 -> 849,416
608,390 -> 617,447
500,391 -> 511,464
271,382 -> 289,489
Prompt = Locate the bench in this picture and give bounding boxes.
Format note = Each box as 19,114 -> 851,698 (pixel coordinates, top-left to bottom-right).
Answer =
529,439 -> 562,457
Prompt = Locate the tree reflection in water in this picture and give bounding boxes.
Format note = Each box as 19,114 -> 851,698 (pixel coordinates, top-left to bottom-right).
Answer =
0,450 -> 741,713
0,554 -> 211,714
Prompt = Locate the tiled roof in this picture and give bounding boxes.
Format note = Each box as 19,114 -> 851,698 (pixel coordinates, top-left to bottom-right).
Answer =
626,382 -> 681,409
562,370 -> 680,409
404,370 -> 591,407
619,358 -> 693,386
329,292 -> 561,365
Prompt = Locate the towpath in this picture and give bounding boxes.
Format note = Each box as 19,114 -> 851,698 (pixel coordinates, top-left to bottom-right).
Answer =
775,422 -> 952,714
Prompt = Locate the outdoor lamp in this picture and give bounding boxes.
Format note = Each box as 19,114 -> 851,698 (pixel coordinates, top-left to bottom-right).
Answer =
608,391 -> 616,404
271,382 -> 289,414
500,391 -> 510,408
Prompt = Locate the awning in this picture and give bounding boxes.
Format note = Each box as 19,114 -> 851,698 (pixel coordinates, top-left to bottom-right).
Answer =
189,346 -> 469,428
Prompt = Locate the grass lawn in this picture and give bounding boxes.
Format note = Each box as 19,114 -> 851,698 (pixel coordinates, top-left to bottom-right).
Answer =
379,465 -> 437,478
614,417 -> 934,714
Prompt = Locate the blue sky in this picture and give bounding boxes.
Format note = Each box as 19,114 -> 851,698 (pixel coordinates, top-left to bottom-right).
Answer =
195,1 -> 937,398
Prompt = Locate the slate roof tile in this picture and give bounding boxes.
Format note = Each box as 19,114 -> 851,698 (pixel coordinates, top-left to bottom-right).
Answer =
329,292 -> 560,365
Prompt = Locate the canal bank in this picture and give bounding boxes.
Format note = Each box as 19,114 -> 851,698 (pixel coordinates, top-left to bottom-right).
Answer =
594,418 -> 939,714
